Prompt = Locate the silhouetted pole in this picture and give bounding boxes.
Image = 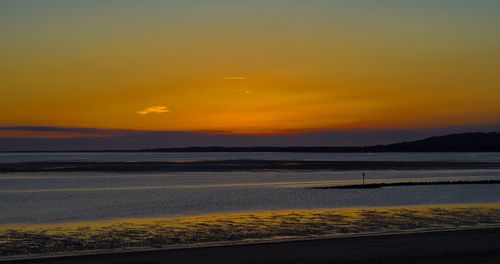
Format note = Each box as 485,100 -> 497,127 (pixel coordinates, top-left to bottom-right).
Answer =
362,172 -> 366,185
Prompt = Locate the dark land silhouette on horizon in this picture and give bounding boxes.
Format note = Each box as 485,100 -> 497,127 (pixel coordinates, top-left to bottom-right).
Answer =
2,132 -> 500,152
145,132 -> 500,152
144,132 -> 500,152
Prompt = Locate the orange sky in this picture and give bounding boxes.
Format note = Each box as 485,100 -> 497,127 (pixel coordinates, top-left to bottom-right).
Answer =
1,1 -> 500,135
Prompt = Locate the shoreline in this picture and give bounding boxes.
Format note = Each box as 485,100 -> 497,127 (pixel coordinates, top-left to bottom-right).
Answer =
1,202 -> 498,227
3,160 -> 500,173
2,224 -> 500,262
2,205 -> 500,259
3,226 -> 500,263
311,179 -> 500,189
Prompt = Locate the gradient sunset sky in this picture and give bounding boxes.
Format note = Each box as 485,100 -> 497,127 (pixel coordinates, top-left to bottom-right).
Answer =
1,0 -> 500,148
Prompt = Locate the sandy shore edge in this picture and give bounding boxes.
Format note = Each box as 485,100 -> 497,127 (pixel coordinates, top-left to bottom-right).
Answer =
2,224 -> 500,262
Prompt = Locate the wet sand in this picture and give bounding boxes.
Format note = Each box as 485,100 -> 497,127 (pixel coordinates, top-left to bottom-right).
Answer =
2,160 -> 500,172
3,227 -> 500,264
2,205 -> 500,259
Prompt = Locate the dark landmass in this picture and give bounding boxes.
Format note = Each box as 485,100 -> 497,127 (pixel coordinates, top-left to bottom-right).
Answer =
3,227 -> 500,264
2,131 -> 500,153
144,132 -> 500,152
2,160 -> 500,173
382,132 -> 500,152
311,180 -> 500,189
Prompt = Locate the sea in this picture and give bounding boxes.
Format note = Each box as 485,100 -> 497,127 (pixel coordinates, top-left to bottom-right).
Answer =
1,152 -> 500,224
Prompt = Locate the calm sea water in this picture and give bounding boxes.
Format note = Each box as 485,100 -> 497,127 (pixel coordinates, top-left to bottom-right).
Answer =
1,152 -> 500,224
1,168 -> 500,224
2,152 -> 500,163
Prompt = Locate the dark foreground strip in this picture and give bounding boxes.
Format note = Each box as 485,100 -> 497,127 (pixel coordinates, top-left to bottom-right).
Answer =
2,160 -> 500,172
2,228 -> 500,264
311,180 -> 500,189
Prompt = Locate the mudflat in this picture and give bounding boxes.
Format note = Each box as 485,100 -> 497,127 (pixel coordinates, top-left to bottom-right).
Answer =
2,206 -> 500,261
311,180 -> 500,189
2,227 -> 500,264
2,160 -> 500,172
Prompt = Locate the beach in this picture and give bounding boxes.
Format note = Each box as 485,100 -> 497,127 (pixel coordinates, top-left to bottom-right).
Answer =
2,153 -> 500,262
1,205 -> 500,260
2,227 -> 500,264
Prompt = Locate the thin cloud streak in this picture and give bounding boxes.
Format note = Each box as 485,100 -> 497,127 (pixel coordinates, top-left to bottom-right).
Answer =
223,77 -> 246,80
137,106 -> 170,115
0,126 -> 118,139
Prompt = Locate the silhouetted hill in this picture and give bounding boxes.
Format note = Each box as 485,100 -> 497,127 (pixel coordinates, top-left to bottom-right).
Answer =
5,132 -> 500,153
382,132 -> 500,152
143,132 -> 500,152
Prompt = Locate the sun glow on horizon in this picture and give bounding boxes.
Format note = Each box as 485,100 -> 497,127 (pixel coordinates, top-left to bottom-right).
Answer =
1,1 -> 500,135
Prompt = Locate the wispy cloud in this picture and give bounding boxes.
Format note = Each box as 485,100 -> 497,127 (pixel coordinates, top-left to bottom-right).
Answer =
0,126 -> 118,139
137,106 -> 170,115
0,126 -> 104,133
223,76 -> 246,80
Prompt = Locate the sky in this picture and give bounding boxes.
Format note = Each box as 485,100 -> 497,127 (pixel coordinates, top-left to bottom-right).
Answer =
1,1 -> 500,149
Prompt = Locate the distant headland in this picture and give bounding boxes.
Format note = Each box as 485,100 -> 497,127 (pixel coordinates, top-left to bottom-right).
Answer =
144,132 -> 500,152
3,132 -> 500,152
